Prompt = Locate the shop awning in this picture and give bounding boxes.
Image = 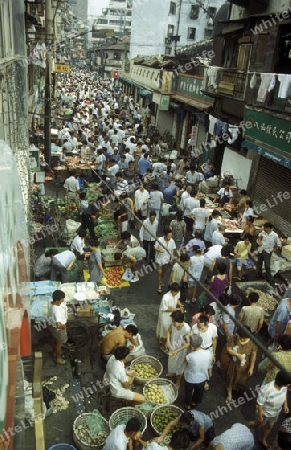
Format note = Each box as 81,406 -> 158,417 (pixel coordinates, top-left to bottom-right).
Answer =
138,88 -> 153,100
171,93 -> 212,110
242,140 -> 291,169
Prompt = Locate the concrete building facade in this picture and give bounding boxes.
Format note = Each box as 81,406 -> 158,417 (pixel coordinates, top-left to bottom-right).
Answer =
130,0 -> 226,58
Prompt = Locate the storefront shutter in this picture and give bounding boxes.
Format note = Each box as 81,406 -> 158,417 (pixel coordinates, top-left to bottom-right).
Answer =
252,157 -> 291,235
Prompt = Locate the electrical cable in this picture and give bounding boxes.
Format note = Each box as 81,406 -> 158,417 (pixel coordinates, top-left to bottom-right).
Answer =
56,73 -> 291,378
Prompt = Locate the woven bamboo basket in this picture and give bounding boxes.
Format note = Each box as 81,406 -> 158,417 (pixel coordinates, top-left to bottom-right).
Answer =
73,413 -> 110,450
109,407 -> 147,433
143,378 -> 178,406
150,404 -> 183,435
130,355 -> 163,385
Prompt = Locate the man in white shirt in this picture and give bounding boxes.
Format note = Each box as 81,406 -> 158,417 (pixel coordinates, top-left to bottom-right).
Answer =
104,417 -> 146,450
184,190 -> 199,240
135,184 -> 149,223
51,250 -> 76,283
214,182 -> 233,206
127,137 -> 136,155
257,222 -> 281,283
139,211 -> 159,265
64,171 -> 80,210
248,371 -> 290,449
155,228 -> 176,293
212,225 -> 227,246
107,159 -> 119,177
192,314 -> 217,383
189,199 -> 209,232
47,290 -> 68,364
105,346 -> 145,403
180,184 -> 192,212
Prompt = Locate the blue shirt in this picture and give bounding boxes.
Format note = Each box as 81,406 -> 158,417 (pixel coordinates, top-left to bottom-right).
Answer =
268,298 -> 291,340
138,157 -> 151,175
163,185 -> 177,204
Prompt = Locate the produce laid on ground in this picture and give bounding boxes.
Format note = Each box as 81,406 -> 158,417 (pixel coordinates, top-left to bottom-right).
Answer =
134,363 -> 159,380
105,266 -> 124,287
245,287 -> 278,310
75,423 -> 107,446
145,383 -> 167,404
151,408 -> 182,435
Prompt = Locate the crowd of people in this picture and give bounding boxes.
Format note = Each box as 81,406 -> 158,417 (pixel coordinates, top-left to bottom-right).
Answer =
38,68 -> 291,450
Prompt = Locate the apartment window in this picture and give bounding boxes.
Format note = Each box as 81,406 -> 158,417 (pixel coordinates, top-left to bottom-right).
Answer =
208,7 -> 217,17
169,2 -> 176,15
188,27 -> 196,40
168,25 -> 175,36
113,52 -> 121,60
190,5 -> 199,20
204,28 -> 213,39
165,46 -> 173,55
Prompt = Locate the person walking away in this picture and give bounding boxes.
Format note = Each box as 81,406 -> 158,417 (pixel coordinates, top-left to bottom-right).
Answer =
238,291 -> 264,334
148,183 -> 164,220
170,211 -> 186,257
208,261 -> 229,300
183,334 -> 212,410
189,199 -> 209,235
187,246 -> 204,304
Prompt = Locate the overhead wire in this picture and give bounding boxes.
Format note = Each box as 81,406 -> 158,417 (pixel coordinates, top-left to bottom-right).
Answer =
58,70 -> 291,379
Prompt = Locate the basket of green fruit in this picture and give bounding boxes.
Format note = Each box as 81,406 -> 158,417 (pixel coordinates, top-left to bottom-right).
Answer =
109,407 -> 147,433
143,378 -> 178,406
150,405 -> 183,436
130,356 -> 163,385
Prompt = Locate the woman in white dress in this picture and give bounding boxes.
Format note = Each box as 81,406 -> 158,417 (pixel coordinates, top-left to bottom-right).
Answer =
165,310 -> 190,388
156,283 -> 182,351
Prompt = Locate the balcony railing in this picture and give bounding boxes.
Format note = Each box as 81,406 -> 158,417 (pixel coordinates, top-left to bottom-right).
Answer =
204,67 -> 247,101
204,66 -> 291,111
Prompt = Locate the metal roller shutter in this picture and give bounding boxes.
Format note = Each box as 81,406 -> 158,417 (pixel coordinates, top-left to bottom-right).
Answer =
252,157 -> 291,235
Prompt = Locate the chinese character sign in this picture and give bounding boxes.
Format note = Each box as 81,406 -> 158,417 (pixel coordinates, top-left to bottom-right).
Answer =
244,107 -> 291,155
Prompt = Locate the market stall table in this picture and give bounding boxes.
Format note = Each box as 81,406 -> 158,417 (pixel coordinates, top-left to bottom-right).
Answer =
28,281 -> 113,353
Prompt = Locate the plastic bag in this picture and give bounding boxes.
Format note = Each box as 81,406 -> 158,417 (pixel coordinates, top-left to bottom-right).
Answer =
86,409 -> 106,435
122,268 -> 134,281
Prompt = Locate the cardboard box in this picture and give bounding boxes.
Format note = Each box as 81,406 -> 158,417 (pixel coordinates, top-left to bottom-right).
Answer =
76,305 -> 94,317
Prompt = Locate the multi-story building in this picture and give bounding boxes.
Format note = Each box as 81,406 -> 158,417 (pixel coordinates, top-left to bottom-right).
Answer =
68,0 -> 88,21
91,0 -> 132,44
202,0 -> 291,233
0,1 -> 31,448
130,0 -> 227,58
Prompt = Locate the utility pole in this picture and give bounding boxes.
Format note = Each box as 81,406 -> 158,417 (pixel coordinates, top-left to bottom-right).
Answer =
45,0 -> 53,166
